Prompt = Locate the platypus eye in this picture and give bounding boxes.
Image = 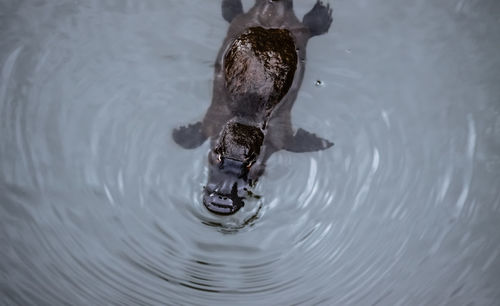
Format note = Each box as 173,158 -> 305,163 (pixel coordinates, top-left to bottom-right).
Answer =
246,160 -> 254,169
208,150 -> 223,166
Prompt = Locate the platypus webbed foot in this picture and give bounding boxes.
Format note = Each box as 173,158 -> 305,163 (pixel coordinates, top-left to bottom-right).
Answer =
284,128 -> 333,152
303,1 -> 333,37
172,121 -> 207,149
222,0 -> 244,23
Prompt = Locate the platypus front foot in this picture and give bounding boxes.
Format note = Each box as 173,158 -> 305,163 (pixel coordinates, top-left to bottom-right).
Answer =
284,128 -> 333,153
172,121 -> 207,149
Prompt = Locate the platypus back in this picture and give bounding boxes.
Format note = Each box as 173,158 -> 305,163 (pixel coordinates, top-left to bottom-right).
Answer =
224,27 -> 298,118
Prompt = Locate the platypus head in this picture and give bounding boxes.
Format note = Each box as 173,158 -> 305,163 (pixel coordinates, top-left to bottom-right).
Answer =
204,121 -> 264,215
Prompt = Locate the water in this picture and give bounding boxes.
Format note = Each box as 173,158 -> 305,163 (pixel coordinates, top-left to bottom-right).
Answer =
1,0 -> 499,305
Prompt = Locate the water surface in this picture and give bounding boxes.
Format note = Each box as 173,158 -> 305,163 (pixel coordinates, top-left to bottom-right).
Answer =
1,0 -> 499,305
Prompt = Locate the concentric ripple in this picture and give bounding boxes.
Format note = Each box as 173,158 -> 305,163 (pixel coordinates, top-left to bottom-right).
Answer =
1,0 -> 500,305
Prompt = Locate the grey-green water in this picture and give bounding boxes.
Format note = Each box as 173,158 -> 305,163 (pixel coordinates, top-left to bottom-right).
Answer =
1,0 -> 499,305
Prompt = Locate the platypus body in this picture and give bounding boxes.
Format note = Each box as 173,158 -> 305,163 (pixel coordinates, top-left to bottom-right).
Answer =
173,0 -> 333,214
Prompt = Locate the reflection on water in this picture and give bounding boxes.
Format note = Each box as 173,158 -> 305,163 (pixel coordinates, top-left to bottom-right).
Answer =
1,0 -> 499,305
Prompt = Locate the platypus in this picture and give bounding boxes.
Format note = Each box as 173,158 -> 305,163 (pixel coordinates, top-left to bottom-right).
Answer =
173,0 -> 333,215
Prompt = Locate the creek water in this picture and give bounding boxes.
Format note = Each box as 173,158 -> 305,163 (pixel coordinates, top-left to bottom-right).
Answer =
1,0 -> 499,305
